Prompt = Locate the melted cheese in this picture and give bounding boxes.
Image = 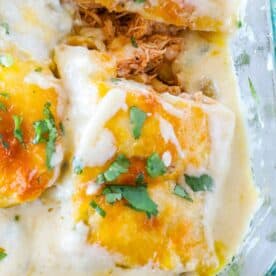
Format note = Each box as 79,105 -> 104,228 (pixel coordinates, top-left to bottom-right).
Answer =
0,52 -> 64,207
94,0 -> 240,31
0,18 -> 258,276
54,45 -> 237,273
0,0 -> 72,61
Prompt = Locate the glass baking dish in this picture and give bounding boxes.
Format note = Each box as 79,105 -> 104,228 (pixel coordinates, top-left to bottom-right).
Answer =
220,0 -> 276,275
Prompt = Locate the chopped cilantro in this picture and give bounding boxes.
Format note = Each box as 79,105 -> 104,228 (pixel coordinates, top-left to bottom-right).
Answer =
13,115 -> 24,144
135,172 -> 145,185
34,67 -> 42,72
184,174 -> 214,192
0,102 -> 6,111
248,78 -> 259,103
0,22 -> 9,34
14,215 -> 20,221
96,173 -> 106,185
0,92 -> 9,98
103,185 -> 158,217
130,106 -> 147,139
134,0 -> 145,3
59,122 -> 65,136
33,102 -> 58,169
0,250 -> 7,261
73,157 -> 83,175
90,201 -> 106,217
99,154 -> 130,182
0,54 -> 13,67
173,184 -> 192,202
237,20 -> 243,28
235,51 -> 250,67
146,153 -> 166,177
0,134 -> 9,149
33,120 -> 48,144
103,187 -> 123,204
130,36 -> 138,48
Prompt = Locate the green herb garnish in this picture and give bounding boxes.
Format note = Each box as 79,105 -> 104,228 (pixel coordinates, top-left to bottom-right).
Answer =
173,184 -> 192,202
248,78 -> 259,103
13,115 -> 24,144
73,157 -> 83,175
0,22 -> 9,34
130,106 -> 147,139
0,134 -> 9,149
33,102 -> 58,169
0,92 -> 9,98
184,174 -> 214,192
98,154 -> 130,183
0,250 -> 7,261
0,102 -> 6,111
103,185 -> 158,217
134,0 -> 145,3
235,51 -> 250,67
34,67 -> 42,72
146,153 -> 166,177
0,54 -> 13,67
90,201 -> 106,217
14,215 -> 20,221
135,172 -> 145,185
130,36 -> 138,48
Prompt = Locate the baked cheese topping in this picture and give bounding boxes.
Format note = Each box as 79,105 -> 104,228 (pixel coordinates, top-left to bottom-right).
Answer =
56,45 -> 235,273
92,0 -> 240,31
0,51 -> 64,207
0,0 -> 72,61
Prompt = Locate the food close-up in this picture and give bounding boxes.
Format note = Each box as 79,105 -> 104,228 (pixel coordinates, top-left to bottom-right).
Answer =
0,0 -> 275,275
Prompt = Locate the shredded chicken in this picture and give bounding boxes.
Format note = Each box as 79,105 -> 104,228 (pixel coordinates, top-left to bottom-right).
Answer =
66,0 -> 185,93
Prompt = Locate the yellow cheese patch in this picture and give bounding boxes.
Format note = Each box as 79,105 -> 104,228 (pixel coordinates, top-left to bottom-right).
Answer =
0,53 -> 63,207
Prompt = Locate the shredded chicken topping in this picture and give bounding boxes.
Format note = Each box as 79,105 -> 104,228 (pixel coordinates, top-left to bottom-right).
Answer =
65,0 -> 185,93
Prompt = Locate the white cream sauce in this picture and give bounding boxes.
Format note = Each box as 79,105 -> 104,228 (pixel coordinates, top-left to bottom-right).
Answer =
175,31 -> 258,260
0,0 -> 72,61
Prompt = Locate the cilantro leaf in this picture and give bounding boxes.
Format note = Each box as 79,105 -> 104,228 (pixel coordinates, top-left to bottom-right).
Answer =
0,134 -> 9,149
235,51 -> 250,67
0,22 -> 9,34
0,54 -> 13,67
135,172 -> 145,185
13,115 -> 24,144
184,174 -> 214,192
73,157 -> 83,175
33,102 -> 58,169
33,120 -> 48,144
105,191 -> 122,204
101,154 -> 130,182
96,173 -> 106,185
130,36 -> 138,48
173,184 -> 193,202
0,250 -> 7,261
90,201 -> 106,217
103,185 -> 158,217
0,92 -> 9,98
0,102 -> 7,111
146,153 -> 166,177
134,0 -> 145,3
248,78 -> 259,103
130,106 -> 147,139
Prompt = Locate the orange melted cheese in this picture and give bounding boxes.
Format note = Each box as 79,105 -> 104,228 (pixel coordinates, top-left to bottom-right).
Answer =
0,53 -> 64,207
94,0 -> 234,31
73,80 -> 219,272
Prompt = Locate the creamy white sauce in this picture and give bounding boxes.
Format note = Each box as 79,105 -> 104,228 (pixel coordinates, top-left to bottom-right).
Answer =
176,31 -> 258,261
0,0 -> 72,61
